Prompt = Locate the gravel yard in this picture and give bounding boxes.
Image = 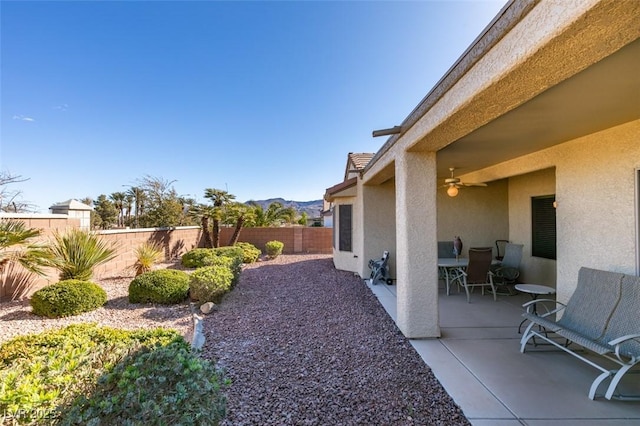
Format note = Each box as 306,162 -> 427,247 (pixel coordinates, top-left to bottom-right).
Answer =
1,254 -> 469,425
0,265 -> 192,345
202,254 -> 469,426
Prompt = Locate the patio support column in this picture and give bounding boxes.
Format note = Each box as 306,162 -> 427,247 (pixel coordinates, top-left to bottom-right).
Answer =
395,150 -> 440,338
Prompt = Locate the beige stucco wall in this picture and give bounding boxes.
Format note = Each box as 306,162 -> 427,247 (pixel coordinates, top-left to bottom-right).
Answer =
331,196 -> 360,273
508,168 -> 557,286
361,179 -> 396,279
437,179 -> 509,258
475,119 -> 640,304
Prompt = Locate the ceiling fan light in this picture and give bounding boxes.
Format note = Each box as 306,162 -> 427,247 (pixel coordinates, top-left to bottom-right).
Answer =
447,186 -> 459,197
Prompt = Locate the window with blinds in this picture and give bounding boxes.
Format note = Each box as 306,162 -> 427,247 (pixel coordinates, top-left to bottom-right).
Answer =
338,204 -> 352,252
531,195 -> 556,260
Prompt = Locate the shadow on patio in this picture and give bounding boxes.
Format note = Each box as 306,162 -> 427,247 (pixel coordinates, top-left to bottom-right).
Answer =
367,281 -> 640,425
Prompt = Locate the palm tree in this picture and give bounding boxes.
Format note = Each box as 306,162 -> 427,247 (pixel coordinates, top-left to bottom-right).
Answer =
0,219 -> 54,276
126,186 -> 146,228
248,202 -> 296,227
109,192 -> 126,227
203,189 -> 235,248
189,203 -> 216,248
224,202 -> 253,246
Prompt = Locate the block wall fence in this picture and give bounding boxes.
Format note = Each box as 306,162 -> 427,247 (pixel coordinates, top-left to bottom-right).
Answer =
0,215 -> 332,301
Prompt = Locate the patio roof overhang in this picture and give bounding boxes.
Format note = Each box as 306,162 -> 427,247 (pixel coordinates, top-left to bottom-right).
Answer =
363,0 -> 640,185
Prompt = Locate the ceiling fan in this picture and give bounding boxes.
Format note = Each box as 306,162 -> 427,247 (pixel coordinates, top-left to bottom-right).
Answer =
443,168 -> 487,197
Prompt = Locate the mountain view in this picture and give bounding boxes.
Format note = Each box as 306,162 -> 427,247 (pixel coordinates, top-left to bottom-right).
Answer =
245,198 -> 324,218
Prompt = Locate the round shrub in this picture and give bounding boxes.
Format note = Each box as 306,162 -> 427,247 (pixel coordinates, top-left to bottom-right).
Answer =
30,280 -> 107,318
189,265 -> 234,304
181,248 -> 217,269
265,240 -> 284,259
203,255 -> 242,287
128,269 -> 190,304
235,242 -> 261,263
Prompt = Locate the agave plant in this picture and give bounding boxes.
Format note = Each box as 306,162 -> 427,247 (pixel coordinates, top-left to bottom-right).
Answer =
48,229 -> 117,281
132,242 -> 164,276
0,219 -> 54,275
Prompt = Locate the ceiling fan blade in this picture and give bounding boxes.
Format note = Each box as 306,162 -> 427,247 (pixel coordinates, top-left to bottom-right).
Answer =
461,182 -> 488,187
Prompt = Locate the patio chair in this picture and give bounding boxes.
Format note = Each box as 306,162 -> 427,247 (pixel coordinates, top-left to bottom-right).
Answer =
438,241 -> 455,258
495,239 -> 509,261
449,247 -> 496,303
492,243 -> 523,295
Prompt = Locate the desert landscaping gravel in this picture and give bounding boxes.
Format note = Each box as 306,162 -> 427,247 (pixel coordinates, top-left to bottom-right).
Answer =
202,254 -> 470,425
0,266 -> 192,345
0,254 -> 469,425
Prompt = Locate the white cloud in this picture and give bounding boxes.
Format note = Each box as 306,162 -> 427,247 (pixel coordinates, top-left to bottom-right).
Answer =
12,115 -> 35,122
54,104 -> 68,111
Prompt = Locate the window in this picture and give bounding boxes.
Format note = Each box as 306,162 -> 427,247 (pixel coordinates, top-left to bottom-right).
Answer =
338,204 -> 352,252
532,195 -> 556,259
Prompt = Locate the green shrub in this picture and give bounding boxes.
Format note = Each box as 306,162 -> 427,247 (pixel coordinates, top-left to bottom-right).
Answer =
181,246 -> 244,269
181,248 -> 216,269
189,265 -> 234,304
30,280 -> 107,318
61,342 -> 227,426
0,324 -> 215,425
235,242 -> 261,263
48,228 -> 117,281
213,246 -> 244,261
128,269 -> 190,304
265,240 -> 284,259
201,255 -> 242,287
132,242 -> 164,276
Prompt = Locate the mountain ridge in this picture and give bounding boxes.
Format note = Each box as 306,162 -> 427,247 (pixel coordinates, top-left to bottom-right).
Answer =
244,198 -> 323,218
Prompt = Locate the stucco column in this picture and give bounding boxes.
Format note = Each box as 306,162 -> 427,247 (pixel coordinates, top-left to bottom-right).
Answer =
395,151 -> 440,338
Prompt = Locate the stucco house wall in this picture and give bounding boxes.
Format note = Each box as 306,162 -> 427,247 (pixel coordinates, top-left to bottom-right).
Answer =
331,196 -> 360,273
437,179 -> 509,257
507,168 -> 557,287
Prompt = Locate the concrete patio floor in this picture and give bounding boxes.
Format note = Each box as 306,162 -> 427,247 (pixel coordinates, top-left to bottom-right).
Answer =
366,280 -> 640,425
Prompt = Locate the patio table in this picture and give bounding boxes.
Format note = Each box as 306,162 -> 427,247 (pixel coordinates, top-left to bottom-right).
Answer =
438,258 -> 469,295
515,284 -> 556,334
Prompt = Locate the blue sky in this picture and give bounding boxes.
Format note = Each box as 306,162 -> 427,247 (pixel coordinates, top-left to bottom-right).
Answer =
1,0 -> 505,212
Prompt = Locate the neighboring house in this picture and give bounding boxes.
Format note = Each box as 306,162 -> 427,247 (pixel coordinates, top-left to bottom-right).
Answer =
325,0 -> 640,338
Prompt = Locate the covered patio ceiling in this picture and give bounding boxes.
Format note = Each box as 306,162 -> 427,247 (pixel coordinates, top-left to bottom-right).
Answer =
435,37 -> 640,182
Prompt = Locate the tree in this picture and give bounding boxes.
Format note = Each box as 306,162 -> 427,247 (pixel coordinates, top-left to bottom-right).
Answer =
224,202 -> 253,246
297,212 -> 308,226
0,219 -> 54,276
248,202 -> 296,227
109,192 -> 126,227
93,195 -> 118,229
203,189 -> 235,248
189,203 -> 216,248
137,176 -> 184,228
125,186 -> 146,228
0,171 -> 36,213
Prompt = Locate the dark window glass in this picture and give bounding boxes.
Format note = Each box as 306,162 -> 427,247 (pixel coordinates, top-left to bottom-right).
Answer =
532,195 -> 556,260
339,204 -> 352,252
332,208 -> 336,249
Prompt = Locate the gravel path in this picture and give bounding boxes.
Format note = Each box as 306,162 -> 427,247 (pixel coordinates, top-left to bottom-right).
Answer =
202,254 -> 469,425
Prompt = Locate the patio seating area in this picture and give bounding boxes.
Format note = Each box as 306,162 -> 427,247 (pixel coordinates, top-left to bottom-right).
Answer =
367,280 -> 640,425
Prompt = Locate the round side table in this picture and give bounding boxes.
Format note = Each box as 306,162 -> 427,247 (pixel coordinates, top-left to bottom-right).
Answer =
515,284 -> 556,333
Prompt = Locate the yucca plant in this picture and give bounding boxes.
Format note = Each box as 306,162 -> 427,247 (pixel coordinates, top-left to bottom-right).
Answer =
132,242 -> 163,276
48,229 -> 117,281
0,219 -> 54,275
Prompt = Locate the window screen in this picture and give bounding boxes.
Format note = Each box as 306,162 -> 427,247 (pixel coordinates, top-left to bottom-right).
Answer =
338,204 -> 352,252
532,195 -> 556,260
